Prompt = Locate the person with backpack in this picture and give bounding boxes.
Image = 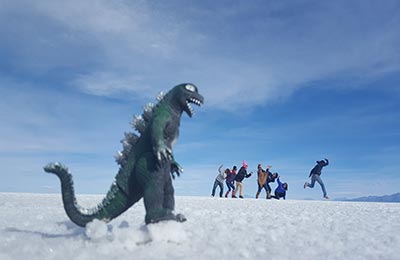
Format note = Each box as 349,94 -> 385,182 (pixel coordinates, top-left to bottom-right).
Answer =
304,158 -> 329,199
232,161 -> 252,199
225,165 -> 237,198
211,164 -> 227,197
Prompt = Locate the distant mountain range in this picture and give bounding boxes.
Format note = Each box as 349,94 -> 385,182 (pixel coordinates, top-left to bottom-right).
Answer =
340,193 -> 400,203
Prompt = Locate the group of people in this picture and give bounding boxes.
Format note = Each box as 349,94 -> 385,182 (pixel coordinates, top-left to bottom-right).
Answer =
211,158 -> 330,200
211,161 -> 288,200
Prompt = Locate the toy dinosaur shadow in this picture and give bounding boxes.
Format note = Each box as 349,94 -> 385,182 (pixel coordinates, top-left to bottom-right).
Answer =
4,221 -> 86,239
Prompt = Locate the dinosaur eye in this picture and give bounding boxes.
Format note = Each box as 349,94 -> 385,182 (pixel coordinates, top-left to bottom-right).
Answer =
185,84 -> 196,92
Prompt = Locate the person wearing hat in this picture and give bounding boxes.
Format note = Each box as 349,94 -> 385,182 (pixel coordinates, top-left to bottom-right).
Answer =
232,161 -> 252,198
304,158 -> 329,199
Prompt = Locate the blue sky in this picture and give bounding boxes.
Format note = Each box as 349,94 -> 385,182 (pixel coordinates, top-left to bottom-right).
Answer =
1,0 -> 399,200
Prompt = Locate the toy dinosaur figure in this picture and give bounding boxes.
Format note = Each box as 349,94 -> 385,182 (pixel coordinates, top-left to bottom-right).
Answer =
44,83 -> 203,227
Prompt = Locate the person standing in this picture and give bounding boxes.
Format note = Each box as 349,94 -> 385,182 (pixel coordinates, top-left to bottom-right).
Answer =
232,161 -> 252,198
255,164 -> 269,199
211,164 -> 227,197
225,166 -> 237,198
304,158 -> 330,199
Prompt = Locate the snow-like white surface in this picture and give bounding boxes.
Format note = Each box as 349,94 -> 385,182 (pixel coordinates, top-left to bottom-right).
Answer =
1,193 -> 399,260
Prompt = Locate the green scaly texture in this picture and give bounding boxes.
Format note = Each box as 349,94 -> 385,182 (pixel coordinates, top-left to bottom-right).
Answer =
44,83 -> 204,227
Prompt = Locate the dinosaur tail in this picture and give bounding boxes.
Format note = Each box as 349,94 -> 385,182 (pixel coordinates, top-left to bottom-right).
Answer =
44,162 -> 133,227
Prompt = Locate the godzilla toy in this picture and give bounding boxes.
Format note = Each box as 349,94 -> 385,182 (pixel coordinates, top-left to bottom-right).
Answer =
44,83 -> 204,227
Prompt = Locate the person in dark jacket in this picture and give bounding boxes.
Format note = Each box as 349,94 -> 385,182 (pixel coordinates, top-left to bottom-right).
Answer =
266,169 -> 278,199
304,158 -> 329,199
225,166 -> 237,198
271,176 -> 288,200
232,161 -> 252,199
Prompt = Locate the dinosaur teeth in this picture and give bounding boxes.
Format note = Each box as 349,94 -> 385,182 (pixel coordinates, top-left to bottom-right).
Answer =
189,98 -> 202,106
186,101 -> 194,114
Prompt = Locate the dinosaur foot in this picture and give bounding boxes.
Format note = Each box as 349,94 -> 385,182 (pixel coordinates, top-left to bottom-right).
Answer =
175,213 -> 187,222
146,212 -> 187,224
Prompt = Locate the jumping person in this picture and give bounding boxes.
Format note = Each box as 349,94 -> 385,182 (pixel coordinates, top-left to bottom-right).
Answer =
225,166 -> 237,198
232,161 -> 252,199
211,164 -> 227,197
304,158 -> 329,199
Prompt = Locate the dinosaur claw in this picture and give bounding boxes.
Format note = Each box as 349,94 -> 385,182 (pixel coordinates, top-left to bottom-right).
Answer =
175,213 -> 187,222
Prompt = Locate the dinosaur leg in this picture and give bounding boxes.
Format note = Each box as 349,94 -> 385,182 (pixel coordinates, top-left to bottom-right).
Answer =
136,155 -> 173,224
163,169 -> 186,222
136,154 -> 184,224
143,173 -> 170,224
163,170 -> 175,210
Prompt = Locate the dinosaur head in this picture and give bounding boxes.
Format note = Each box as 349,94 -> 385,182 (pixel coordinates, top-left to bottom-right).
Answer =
169,83 -> 204,117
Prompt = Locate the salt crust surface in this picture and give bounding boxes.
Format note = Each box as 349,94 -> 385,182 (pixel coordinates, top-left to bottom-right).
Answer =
1,193 -> 399,260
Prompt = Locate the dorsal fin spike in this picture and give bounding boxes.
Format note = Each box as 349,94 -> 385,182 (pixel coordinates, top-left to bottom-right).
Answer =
144,102 -> 154,111
142,102 -> 154,122
156,91 -> 165,102
114,151 -> 124,165
122,140 -> 132,151
130,115 -> 146,134
123,132 -> 139,144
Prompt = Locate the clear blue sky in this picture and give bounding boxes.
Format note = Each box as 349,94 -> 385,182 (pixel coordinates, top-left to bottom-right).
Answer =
1,0 -> 399,200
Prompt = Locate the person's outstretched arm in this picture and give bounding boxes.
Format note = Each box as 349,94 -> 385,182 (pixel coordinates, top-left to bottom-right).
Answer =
218,164 -> 224,174
323,158 -> 329,167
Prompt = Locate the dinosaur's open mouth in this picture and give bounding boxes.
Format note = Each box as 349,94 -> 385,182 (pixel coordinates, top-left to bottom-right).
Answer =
185,97 -> 203,117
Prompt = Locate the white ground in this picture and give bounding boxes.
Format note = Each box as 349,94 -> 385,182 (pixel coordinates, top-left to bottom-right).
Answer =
1,192 -> 399,260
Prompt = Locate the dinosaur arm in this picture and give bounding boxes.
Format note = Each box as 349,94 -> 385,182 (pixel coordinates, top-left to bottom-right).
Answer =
150,104 -> 183,180
151,108 -> 173,162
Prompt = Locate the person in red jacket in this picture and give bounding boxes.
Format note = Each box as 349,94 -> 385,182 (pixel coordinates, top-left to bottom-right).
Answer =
225,166 -> 237,198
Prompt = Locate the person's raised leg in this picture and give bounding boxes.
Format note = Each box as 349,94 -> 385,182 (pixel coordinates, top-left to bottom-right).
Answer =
307,175 -> 316,188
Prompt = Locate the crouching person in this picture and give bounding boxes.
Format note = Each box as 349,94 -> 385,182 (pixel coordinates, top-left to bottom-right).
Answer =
271,176 -> 288,200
